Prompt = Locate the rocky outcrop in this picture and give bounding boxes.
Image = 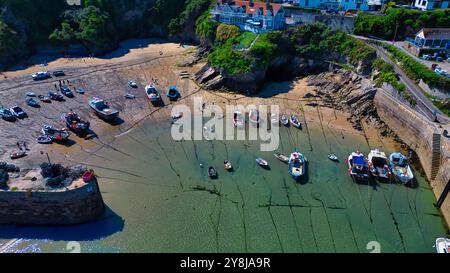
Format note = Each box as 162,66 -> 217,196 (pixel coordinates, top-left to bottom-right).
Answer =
306,69 -> 393,136
195,56 -> 329,93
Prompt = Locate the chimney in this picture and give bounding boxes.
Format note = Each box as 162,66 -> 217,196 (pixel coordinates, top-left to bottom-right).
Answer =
249,0 -> 254,7
266,0 -> 271,10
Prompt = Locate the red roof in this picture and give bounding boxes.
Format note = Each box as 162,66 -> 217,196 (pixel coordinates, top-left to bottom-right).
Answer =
231,1 -> 283,16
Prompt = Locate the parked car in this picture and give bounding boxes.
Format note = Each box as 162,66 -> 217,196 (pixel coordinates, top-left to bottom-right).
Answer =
60,85 -> 74,98
10,106 -> 27,119
32,71 -> 51,81
53,70 -> 65,77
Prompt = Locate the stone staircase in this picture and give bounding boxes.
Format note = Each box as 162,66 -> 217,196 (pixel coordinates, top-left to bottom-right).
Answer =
431,133 -> 442,180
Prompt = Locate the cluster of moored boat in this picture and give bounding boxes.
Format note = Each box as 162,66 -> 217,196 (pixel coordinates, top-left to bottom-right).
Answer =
347,149 -> 414,184
232,110 -> 302,129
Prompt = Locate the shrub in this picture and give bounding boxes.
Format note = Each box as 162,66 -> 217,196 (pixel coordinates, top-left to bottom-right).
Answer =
215,24 -> 240,44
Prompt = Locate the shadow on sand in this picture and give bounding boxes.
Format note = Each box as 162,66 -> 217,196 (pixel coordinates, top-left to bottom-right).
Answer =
0,207 -> 124,241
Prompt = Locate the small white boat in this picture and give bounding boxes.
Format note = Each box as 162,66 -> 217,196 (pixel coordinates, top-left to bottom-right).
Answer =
389,152 -> 414,184
328,154 -> 339,162
145,84 -> 161,103
233,111 -> 245,129
280,115 -> 289,126
26,92 -> 36,97
256,158 -> 269,168
368,149 -> 391,179
249,108 -> 260,125
172,112 -> 183,120
290,115 -> 302,129
274,153 -> 289,163
224,160 -> 233,171
270,113 -> 279,124
124,94 -> 136,99
435,237 -> 450,253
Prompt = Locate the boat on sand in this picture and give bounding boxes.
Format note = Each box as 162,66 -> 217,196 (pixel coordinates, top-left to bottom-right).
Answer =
288,152 -> 306,180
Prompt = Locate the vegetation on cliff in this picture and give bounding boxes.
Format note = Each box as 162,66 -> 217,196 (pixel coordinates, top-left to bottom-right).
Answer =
0,0 -> 212,67
355,7 -> 450,40
206,23 -> 375,75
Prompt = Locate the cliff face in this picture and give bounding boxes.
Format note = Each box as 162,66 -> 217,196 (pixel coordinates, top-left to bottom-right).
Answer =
0,180 -> 105,225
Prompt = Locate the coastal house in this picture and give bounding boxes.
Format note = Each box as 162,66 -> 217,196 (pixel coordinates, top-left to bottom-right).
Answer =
413,0 -> 449,10
291,0 -> 385,11
404,28 -> 450,56
211,0 -> 286,33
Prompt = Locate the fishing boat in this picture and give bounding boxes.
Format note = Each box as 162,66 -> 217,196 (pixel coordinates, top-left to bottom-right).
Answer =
274,153 -> 289,163
389,152 -> 414,184
0,107 -> 16,121
249,108 -> 260,126
233,111 -> 245,129
42,125 -> 70,142
26,98 -> 40,107
368,149 -> 391,180
10,151 -> 26,160
290,114 -> 302,129
89,98 -> 119,121
38,95 -> 52,103
36,135 -> 52,144
145,85 -> 161,103
256,158 -> 269,168
61,112 -> 90,135
328,154 -> 339,162
166,86 -> 180,101
347,151 -> 369,181
434,237 -> 450,253
280,115 -> 289,126
208,166 -> 218,178
224,160 -> 233,171
288,152 -> 306,180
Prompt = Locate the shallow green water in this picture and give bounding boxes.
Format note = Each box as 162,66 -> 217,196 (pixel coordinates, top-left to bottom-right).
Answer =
0,118 -> 447,253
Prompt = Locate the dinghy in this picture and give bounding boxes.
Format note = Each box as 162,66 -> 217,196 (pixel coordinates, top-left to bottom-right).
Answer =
62,112 -> 90,135
224,160 -> 233,171
26,92 -> 36,97
38,95 -> 52,103
10,151 -> 26,160
208,166 -> 218,178
280,115 -> 289,126
389,152 -> 414,184
435,237 -> 450,253
249,108 -> 260,126
256,158 -> 269,168
290,114 -> 302,129
145,85 -> 161,103
124,94 -> 136,99
288,152 -> 306,180
26,98 -> 40,107
271,113 -> 279,124
233,111 -> 245,129
368,149 -> 391,179
274,153 -> 289,163
37,135 -> 52,144
328,154 -> 339,162
166,86 -> 180,101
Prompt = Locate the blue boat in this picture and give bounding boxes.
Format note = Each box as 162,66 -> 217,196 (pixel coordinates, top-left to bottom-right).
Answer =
166,86 -> 180,101
347,151 -> 369,181
389,152 -> 414,184
288,152 -> 306,180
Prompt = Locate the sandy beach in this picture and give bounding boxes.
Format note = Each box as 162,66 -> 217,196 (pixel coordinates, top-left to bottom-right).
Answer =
0,40 -> 403,175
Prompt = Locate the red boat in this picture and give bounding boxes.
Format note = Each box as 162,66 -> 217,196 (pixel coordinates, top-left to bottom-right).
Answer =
82,170 -> 95,183
10,151 -> 26,160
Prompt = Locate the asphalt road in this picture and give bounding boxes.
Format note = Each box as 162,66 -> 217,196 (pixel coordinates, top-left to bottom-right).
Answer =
353,35 -> 449,124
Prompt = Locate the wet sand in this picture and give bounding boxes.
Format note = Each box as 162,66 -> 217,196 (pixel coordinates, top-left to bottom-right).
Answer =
0,43 -> 447,252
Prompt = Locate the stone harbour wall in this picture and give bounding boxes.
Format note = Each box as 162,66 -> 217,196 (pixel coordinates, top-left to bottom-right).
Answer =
0,180 -> 105,225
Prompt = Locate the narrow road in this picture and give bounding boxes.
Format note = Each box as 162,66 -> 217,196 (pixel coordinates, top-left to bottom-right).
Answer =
354,35 -> 449,124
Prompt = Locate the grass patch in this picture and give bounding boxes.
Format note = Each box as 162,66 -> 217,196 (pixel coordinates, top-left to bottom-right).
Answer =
235,32 -> 257,49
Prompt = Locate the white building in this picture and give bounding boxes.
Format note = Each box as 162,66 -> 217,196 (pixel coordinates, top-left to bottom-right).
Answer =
414,0 -> 449,10
211,0 -> 286,33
